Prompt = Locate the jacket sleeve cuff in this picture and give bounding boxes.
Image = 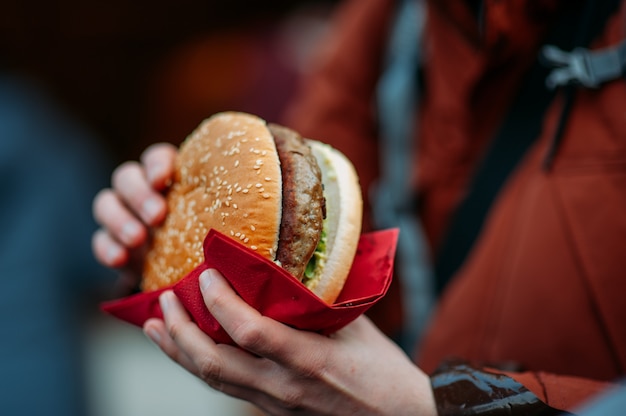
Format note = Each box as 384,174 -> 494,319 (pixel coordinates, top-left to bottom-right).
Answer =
431,361 -> 570,416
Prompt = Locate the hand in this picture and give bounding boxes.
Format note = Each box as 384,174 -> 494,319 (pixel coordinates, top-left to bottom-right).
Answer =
143,269 -> 437,416
92,143 -> 177,290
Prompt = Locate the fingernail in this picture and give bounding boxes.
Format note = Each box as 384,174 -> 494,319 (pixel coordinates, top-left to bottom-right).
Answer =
199,270 -> 214,292
159,291 -> 171,314
145,327 -> 161,344
142,197 -> 162,222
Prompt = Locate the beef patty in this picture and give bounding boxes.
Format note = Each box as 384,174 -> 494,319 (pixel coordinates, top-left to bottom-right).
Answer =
269,124 -> 326,280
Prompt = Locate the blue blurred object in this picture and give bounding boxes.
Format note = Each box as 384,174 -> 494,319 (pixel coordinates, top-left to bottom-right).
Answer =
570,381 -> 626,416
0,74 -> 115,416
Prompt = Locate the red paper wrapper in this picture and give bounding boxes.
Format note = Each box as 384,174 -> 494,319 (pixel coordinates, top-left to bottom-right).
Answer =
101,228 -> 398,344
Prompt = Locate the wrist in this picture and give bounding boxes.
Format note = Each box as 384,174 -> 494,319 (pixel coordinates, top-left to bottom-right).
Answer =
395,366 -> 437,416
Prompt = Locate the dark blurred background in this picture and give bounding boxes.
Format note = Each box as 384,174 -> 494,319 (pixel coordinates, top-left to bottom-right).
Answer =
1,0 -> 340,161
0,1 -> 339,415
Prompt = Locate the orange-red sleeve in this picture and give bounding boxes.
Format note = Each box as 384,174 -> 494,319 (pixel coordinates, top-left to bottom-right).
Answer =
505,370 -> 616,411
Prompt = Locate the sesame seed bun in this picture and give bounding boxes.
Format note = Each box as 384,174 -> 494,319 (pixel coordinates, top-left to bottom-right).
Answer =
141,111 -> 362,304
142,112 -> 282,291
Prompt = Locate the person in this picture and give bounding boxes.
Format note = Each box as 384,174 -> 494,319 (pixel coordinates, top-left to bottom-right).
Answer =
92,0 -> 626,414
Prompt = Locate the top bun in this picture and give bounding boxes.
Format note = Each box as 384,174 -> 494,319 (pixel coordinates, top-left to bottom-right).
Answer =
142,112 -> 284,291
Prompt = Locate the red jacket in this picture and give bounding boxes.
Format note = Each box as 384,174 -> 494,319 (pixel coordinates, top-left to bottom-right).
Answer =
284,0 -> 626,411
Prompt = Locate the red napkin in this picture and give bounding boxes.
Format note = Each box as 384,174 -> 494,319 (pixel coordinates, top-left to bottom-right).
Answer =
101,228 -> 398,344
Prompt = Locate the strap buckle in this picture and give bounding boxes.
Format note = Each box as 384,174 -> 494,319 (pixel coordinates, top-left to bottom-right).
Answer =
541,43 -> 626,89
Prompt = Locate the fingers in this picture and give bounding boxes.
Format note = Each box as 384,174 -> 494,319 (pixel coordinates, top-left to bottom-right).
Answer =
92,142 -> 176,269
149,291 -> 275,393
198,269 -> 328,368
91,228 -> 129,268
140,142 -> 177,190
149,290 -> 314,413
92,188 -> 148,268
143,317 -> 198,375
93,189 -> 147,247
111,161 -> 167,226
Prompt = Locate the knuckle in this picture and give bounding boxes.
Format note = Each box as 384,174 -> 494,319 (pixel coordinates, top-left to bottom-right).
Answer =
111,160 -> 139,188
231,319 -> 266,351
92,189 -> 118,224
91,229 -> 107,250
142,142 -> 175,160
276,385 -> 305,410
197,354 -> 223,384
92,189 -> 107,218
166,320 -> 186,343
92,188 -> 113,210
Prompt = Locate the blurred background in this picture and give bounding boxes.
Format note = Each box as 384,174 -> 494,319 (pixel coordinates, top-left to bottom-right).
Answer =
0,1 -> 340,415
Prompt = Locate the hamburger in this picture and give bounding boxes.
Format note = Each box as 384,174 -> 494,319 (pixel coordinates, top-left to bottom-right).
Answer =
142,112 -> 362,303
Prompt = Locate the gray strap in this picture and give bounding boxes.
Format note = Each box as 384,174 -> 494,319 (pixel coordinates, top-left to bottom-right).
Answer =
372,0 -> 434,353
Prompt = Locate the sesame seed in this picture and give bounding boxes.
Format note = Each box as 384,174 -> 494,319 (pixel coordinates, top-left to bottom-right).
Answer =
251,245 -> 258,250
255,183 -> 262,188
250,225 -> 256,231
262,193 -> 270,198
